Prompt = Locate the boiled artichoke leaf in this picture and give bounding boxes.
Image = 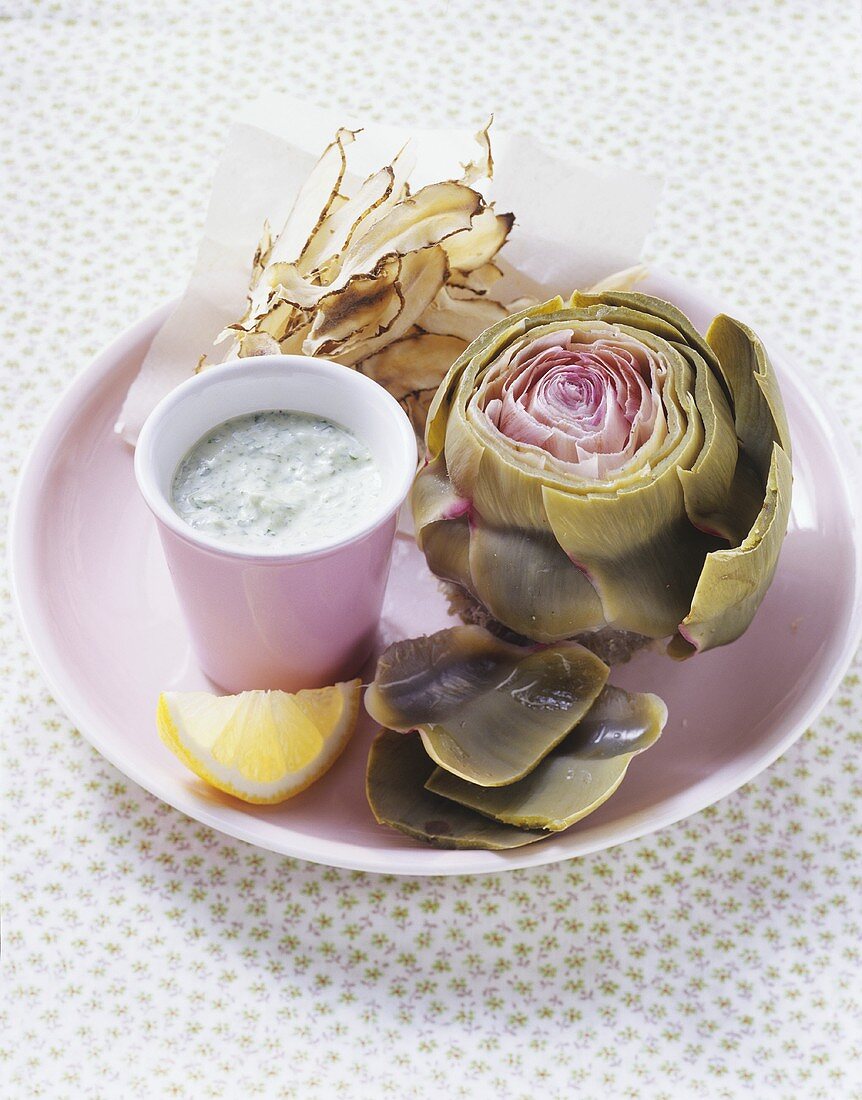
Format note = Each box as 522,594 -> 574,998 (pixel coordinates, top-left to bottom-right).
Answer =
669,441 -> 792,657
467,521 -> 606,641
675,342 -> 744,543
706,314 -> 793,474
366,728 -> 547,849
412,454 -> 475,591
542,440 -> 725,639
425,685 -> 667,830
364,626 -> 609,787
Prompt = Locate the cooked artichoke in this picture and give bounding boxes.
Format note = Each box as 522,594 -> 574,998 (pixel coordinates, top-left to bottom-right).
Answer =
413,293 -> 792,658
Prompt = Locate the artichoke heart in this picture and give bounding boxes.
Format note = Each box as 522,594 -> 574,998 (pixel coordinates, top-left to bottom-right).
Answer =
425,685 -> 667,831
364,626 -> 609,787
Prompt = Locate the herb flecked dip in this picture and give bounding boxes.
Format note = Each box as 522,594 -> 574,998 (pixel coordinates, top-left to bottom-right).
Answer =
171,410 -> 382,551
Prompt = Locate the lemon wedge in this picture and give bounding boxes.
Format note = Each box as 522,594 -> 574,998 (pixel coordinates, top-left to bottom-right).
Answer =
157,681 -> 361,804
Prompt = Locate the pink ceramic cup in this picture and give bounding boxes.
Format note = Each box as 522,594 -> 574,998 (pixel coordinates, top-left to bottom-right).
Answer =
134,355 -> 417,693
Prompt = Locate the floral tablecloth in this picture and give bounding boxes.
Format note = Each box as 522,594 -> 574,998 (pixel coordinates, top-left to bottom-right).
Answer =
2,2 -> 861,1097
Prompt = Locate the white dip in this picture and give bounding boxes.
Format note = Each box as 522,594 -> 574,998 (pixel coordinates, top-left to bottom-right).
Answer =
171,409 -> 382,551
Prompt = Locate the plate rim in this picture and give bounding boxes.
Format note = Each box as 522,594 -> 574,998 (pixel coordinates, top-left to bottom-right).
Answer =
9,278 -> 862,876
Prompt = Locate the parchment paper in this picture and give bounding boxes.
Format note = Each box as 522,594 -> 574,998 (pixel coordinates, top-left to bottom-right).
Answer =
116,93 -> 662,443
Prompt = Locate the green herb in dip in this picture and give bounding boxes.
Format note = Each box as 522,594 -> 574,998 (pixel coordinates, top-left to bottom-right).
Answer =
171,410 -> 382,551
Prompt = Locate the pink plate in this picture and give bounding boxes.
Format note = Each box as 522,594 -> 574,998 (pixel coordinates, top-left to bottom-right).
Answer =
10,272 -> 862,875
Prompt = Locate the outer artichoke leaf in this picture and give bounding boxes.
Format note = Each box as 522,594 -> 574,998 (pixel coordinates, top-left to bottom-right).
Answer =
468,520 -> 605,641
470,438 -> 552,530
426,754 -> 630,832
360,333 -> 467,399
675,343 -> 741,542
706,314 -> 793,477
366,729 -> 547,849
542,429 -> 725,638
421,517 -> 473,591
669,442 -> 792,657
364,626 -> 609,787
425,684 -> 666,830
412,455 -> 471,536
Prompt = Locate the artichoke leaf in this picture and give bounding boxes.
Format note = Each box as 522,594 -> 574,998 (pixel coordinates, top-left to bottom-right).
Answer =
366,729 -> 547,849
675,343 -> 741,542
412,455 -> 471,535
706,314 -> 793,476
421,517 -> 474,591
669,442 -> 792,657
425,685 -> 667,830
364,626 -> 609,787
468,520 -> 605,641
542,437 -> 726,638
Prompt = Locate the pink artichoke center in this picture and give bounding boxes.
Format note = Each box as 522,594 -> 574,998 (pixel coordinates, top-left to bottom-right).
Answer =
479,329 -> 665,478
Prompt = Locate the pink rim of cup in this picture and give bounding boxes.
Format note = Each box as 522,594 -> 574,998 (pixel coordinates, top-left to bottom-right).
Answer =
134,355 -> 418,694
